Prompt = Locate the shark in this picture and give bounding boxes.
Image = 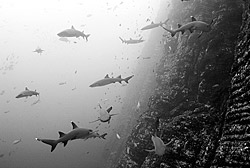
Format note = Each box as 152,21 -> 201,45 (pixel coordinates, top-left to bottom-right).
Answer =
84,132 -> 107,141
15,87 -> 39,98
119,37 -> 144,44
145,134 -> 174,156
33,47 -> 44,54
35,121 -> 93,152
141,19 -> 169,30
57,26 -> 90,41
161,16 -> 213,38
89,74 -> 134,87
89,104 -> 118,124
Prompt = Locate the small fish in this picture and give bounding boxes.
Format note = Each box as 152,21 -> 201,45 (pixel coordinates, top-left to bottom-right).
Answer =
59,82 -> 66,85
13,138 -> 22,145
59,37 -> 70,43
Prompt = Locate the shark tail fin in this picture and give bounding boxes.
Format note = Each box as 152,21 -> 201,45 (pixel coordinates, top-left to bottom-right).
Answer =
36,138 -> 57,152
85,34 -> 90,41
161,26 -> 176,37
100,133 -> 107,139
123,75 -> 134,83
119,37 -> 124,43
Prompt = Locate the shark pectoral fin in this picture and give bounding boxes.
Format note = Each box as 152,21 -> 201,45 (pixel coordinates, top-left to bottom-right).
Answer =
63,140 -> 68,147
145,149 -> 155,152
71,121 -> 78,129
58,131 -> 66,138
110,113 -> 118,117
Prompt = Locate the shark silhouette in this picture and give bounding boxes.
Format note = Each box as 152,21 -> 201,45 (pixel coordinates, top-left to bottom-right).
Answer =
145,134 -> 173,156
161,16 -> 213,38
36,121 -> 93,152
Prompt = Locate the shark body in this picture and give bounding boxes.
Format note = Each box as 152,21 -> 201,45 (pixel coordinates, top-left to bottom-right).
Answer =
33,47 -> 44,54
16,87 -> 39,98
89,74 -> 134,87
84,132 -> 107,140
145,134 -> 173,156
57,26 -> 90,41
89,104 -> 118,124
161,16 -> 212,38
119,37 -> 144,44
36,121 -> 93,152
141,19 -> 169,30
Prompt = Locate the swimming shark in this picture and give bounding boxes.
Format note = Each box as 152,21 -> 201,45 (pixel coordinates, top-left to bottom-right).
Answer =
33,47 -> 44,54
84,132 -> 107,141
15,87 -> 39,98
89,74 -> 134,87
89,104 -> 118,124
119,37 -> 144,44
35,121 -> 93,152
161,16 -> 213,38
141,19 -> 169,30
145,134 -> 174,156
57,26 -> 90,41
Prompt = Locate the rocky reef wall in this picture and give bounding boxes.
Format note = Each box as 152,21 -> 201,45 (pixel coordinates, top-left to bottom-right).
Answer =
114,0 -> 247,167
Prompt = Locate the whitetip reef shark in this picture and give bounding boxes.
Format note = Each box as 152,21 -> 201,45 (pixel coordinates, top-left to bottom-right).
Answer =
15,87 -> 39,98
89,74 -> 134,87
141,19 -> 169,30
57,26 -> 90,41
119,37 -> 144,44
89,104 -> 118,124
145,134 -> 174,156
36,121 -> 93,152
161,16 -> 213,38
33,47 -> 44,54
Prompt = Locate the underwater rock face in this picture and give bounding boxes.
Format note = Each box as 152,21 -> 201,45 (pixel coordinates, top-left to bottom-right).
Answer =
113,0 -> 247,168
213,1 -> 250,167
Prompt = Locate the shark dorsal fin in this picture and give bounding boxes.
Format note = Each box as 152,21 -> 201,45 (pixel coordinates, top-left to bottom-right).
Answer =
106,106 -> 113,113
71,25 -> 75,29
130,38 -> 132,40
58,131 -> 66,138
116,75 -> 121,79
71,121 -> 78,129
177,24 -> 182,28
191,16 -> 196,22
25,87 -> 29,91
139,37 -> 143,40
104,74 -> 109,78
151,21 -> 154,24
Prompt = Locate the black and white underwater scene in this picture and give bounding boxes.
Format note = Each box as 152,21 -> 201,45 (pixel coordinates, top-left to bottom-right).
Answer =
1,0 -> 249,168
